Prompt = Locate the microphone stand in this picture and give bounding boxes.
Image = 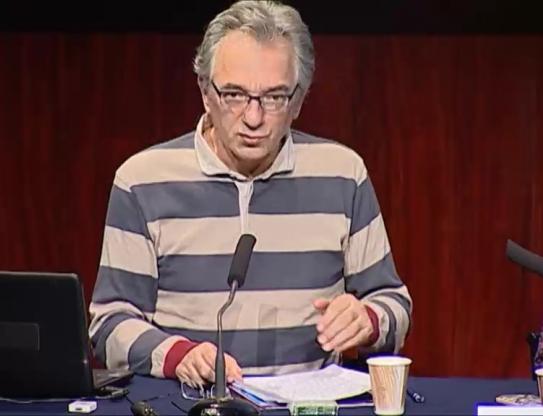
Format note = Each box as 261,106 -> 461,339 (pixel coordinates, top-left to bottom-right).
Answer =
188,280 -> 258,416
215,280 -> 237,399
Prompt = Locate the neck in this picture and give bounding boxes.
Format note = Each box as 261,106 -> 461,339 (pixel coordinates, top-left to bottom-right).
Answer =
206,128 -> 280,178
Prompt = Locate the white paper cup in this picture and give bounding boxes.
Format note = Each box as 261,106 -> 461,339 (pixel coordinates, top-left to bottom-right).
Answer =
367,356 -> 412,415
535,368 -> 543,403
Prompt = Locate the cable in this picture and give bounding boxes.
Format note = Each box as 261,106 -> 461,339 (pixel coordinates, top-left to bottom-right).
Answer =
0,396 -> 74,404
171,400 -> 191,414
126,392 -> 175,404
0,386 -> 130,404
95,386 -> 130,400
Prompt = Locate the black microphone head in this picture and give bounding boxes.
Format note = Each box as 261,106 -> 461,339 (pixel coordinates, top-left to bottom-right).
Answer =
506,239 -> 517,260
227,234 -> 256,288
506,239 -> 543,277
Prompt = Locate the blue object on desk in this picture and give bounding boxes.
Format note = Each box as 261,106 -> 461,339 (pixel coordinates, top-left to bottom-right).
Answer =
407,388 -> 425,403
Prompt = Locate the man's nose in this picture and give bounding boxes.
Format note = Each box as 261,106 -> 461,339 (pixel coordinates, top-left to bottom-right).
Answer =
242,97 -> 265,129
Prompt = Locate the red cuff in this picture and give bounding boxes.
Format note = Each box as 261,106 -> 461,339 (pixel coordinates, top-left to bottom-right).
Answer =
163,340 -> 199,379
363,305 -> 380,347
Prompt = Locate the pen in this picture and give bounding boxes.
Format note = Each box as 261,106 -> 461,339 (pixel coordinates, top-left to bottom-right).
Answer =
407,389 -> 425,403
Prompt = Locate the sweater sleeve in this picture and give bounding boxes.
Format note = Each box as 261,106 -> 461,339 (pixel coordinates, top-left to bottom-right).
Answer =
88,173 -> 197,378
343,166 -> 412,354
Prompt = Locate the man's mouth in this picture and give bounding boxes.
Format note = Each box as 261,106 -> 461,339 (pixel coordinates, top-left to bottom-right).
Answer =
240,133 -> 266,140
239,133 -> 267,145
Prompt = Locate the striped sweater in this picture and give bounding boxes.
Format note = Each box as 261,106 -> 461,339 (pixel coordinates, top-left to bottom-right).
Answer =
89,120 -> 412,378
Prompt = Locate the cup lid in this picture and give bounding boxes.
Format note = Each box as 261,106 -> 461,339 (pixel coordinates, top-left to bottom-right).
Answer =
366,355 -> 412,366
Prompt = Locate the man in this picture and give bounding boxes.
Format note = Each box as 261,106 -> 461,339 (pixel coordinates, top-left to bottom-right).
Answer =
89,0 -> 412,388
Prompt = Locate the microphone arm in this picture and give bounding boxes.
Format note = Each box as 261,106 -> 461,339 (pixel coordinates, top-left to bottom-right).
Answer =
214,279 -> 239,399
188,233 -> 258,416
506,239 -> 543,277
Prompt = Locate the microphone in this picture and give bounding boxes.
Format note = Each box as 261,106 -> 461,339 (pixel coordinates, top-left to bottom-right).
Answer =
506,239 -> 543,276
227,234 -> 256,289
188,234 -> 258,416
215,233 -> 256,399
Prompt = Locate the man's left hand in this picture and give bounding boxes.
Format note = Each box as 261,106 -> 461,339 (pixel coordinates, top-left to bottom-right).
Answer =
313,294 -> 373,353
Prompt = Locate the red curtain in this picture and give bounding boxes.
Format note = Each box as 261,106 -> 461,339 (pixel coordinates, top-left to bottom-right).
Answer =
1,33 -> 542,378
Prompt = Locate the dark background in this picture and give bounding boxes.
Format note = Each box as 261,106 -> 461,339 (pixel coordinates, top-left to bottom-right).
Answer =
1,1 -> 543,378
1,1 -> 543,34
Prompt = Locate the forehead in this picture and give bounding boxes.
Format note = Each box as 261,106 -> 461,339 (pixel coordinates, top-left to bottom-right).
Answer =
212,30 -> 296,89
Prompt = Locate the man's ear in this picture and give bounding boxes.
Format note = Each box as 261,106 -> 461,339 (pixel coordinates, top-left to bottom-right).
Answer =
198,77 -> 211,113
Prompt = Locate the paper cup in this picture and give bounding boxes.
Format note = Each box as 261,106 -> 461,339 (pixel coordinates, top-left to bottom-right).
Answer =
367,356 -> 412,415
535,368 -> 543,402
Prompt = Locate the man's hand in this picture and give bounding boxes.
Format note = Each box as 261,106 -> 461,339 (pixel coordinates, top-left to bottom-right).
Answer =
313,294 -> 374,353
175,342 -> 243,387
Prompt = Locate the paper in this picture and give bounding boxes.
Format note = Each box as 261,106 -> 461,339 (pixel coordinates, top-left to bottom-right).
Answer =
233,364 -> 371,402
477,405 -> 543,415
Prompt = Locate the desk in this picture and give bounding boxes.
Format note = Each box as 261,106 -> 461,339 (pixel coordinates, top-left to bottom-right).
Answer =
0,375 -> 538,415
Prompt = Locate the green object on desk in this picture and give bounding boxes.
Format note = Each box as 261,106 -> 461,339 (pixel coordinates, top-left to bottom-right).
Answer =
288,401 -> 338,416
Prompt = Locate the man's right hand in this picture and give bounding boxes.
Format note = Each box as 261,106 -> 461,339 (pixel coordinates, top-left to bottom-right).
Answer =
175,342 -> 243,387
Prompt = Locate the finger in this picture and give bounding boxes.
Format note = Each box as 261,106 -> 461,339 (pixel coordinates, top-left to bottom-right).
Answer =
200,344 -> 218,369
226,370 -> 242,384
202,345 -> 236,383
323,319 -> 364,352
225,357 -> 242,377
176,355 -> 199,387
320,307 -> 360,345
225,355 -> 243,383
316,297 -> 351,333
335,337 -> 361,354
334,328 -> 372,353
226,359 -> 243,382
313,298 -> 330,312
176,364 -> 192,386
194,357 -> 216,383
186,360 -> 206,387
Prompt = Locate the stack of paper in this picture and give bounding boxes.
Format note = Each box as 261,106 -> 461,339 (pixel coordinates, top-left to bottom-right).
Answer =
477,405 -> 543,415
231,364 -> 371,404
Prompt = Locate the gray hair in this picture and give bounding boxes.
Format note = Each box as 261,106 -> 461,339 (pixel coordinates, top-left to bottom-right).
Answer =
193,0 -> 315,92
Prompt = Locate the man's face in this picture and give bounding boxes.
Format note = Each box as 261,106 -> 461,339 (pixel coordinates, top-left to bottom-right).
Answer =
201,30 -> 303,174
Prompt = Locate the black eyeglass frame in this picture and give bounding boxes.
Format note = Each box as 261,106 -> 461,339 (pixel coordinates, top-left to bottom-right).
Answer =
210,80 -> 299,113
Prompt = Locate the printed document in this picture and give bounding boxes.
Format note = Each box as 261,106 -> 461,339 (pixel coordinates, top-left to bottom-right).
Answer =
233,364 -> 371,402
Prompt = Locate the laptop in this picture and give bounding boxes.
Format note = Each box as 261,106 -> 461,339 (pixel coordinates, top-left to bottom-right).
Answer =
0,271 -> 133,398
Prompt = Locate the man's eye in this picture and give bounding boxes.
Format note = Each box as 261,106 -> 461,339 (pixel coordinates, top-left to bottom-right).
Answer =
222,91 -> 246,100
263,94 -> 286,103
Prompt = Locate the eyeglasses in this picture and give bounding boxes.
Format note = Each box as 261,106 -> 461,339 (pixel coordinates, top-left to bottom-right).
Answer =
210,80 -> 299,114
180,382 -> 231,401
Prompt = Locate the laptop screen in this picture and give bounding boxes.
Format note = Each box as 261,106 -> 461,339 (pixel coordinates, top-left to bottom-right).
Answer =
0,271 -> 94,398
